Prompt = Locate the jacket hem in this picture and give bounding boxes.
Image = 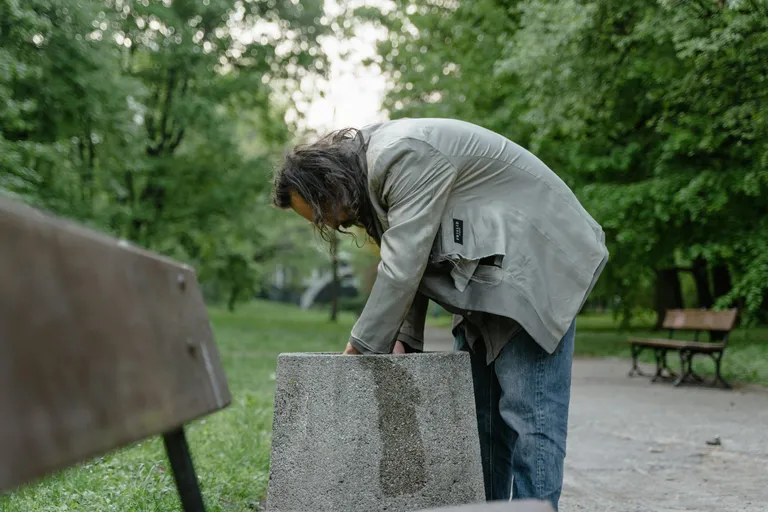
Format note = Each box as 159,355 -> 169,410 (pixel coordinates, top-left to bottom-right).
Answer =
349,335 -> 388,354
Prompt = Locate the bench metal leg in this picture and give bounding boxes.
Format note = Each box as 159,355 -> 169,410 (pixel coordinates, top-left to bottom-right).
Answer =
673,351 -> 731,389
163,427 -> 206,512
673,350 -> 692,387
712,351 -> 731,389
629,344 -> 649,377
651,348 -> 678,382
652,348 -> 664,382
673,350 -> 710,387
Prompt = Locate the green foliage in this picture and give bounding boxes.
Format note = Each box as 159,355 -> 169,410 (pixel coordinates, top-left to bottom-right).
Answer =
358,0 -> 530,142
367,0 -> 768,321
0,0 -> 329,308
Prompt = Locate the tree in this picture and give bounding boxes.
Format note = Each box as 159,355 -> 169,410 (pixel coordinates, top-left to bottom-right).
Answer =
368,0 -> 768,323
1,0 -> 332,310
0,0 -> 142,224
357,0 -> 530,142
499,0 -> 768,321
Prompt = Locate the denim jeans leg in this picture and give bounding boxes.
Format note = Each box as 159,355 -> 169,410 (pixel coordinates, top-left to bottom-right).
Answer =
494,321 -> 576,511
454,328 -> 515,501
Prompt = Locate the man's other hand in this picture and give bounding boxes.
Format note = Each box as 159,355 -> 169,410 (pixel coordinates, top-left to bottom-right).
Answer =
342,340 -> 409,355
392,340 -> 407,354
342,342 -> 361,355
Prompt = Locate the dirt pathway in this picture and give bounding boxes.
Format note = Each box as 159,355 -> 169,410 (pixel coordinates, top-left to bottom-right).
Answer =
425,330 -> 768,511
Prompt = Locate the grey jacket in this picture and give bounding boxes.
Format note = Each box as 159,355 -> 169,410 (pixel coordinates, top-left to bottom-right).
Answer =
349,118 -> 608,355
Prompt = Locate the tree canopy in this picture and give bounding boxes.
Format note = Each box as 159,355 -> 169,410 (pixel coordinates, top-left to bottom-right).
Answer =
3,0 -> 767,322
361,0 -> 768,323
1,0 -> 329,309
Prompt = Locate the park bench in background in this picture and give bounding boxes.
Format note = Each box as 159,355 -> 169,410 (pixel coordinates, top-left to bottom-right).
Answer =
627,308 -> 738,388
0,196 -> 231,511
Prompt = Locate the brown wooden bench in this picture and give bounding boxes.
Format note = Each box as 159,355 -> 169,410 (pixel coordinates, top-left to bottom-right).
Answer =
628,308 -> 738,388
0,196 -> 231,511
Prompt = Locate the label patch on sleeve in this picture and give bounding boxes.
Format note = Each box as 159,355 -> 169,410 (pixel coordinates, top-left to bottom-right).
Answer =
453,219 -> 464,245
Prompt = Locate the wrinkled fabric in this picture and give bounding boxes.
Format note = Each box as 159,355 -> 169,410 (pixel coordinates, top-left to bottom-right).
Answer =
349,118 -> 608,355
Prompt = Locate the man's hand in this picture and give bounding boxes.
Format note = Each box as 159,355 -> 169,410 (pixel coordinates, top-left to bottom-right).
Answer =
342,340 -> 408,355
392,340 -> 407,354
342,342 -> 361,355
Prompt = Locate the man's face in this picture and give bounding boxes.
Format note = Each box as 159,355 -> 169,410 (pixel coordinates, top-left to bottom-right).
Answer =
289,190 -> 355,230
289,190 -> 314,223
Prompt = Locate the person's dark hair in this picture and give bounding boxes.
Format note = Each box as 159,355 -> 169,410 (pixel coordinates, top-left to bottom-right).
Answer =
272,128 -> 379,244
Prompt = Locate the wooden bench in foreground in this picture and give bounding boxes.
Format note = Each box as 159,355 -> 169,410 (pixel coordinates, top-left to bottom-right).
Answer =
0,196 -> 231,511
627,308 -> 738,388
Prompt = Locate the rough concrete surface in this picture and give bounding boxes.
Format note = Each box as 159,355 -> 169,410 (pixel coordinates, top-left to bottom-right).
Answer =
425,330 -> 768,512
418,500 -> 554,511
266,352 -> 485,512
561,358 -> 768,512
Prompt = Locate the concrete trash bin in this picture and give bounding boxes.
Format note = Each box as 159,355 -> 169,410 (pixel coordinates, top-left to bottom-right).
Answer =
266,352 -> 485,512
417,500 -> 555,512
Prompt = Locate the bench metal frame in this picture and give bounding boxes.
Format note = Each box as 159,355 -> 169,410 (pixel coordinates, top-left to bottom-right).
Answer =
628,309 -> 738,389
164,428 -> 206,512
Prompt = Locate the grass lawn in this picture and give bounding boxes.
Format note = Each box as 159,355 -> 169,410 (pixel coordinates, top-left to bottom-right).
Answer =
2,301 -> 766,511
0,301 -> 355,512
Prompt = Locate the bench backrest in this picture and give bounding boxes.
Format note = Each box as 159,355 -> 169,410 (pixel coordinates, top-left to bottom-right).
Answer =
0,197 -> 231,493
662,309 -> 738,333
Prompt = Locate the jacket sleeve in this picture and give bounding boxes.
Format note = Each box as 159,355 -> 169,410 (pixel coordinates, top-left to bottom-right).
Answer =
349,138 -> 457,354
397,291 -> 429,351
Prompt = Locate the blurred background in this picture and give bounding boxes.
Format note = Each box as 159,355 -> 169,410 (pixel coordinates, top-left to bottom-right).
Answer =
2,0 -> 767,327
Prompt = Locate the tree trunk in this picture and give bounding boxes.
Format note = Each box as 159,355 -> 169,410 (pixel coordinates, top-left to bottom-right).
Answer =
691,256 -> 714,309
330,233 -> 340,323
710,263 -> 734,341
654,268 -> 684,330
712,263 -> 732,300
227,286 -> 240,312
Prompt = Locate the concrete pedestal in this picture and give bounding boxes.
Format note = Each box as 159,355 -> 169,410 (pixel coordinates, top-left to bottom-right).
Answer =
418,500 -> 555,512
267,352 -> 485,511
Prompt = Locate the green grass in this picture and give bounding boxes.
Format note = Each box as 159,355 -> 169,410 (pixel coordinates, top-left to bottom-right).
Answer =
2,302 -> 766,511
0,301 -> 355,512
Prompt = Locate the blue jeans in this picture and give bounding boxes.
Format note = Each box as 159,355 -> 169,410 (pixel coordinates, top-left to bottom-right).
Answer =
454,321 -> 575,511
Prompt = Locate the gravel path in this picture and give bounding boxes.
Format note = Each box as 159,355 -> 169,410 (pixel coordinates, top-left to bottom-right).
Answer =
424,329 -> 768,511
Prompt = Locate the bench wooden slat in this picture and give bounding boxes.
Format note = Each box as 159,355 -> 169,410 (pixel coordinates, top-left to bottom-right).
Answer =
662,309 -> 738,332
0,197 -> 231,493
628,338 -> 725,351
